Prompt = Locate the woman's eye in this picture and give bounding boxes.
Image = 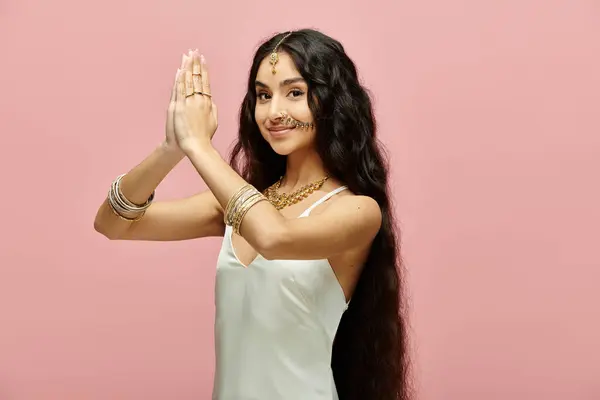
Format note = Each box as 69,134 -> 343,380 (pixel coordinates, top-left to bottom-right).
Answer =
289,89 -> 304,98
257,92 -> 271,101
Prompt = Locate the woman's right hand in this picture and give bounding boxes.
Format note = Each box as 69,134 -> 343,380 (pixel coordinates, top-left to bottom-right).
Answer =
163,52 -> 192,154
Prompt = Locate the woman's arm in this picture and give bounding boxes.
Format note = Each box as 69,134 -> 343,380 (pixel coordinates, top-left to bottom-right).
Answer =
93,143 -> 225,241
184,143 -> 381,259
94,50 -> 225,241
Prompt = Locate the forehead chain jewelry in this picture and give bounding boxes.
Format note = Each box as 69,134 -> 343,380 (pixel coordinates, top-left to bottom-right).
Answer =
269,32 -> 293,74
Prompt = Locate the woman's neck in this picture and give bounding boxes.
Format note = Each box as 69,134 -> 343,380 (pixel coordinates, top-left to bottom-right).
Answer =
281,147 -> 328,191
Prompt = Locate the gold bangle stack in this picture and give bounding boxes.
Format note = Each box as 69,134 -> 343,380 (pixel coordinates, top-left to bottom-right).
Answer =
107,174 -> 155,222
224,184 -> 267,235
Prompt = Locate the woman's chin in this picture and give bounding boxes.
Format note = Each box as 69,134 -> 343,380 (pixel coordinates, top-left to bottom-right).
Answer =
264,132 -> 297,155
269,141 -> 297,156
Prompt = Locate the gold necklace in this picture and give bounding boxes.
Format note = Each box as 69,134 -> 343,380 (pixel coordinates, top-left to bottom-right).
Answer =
263,176 -> 329,210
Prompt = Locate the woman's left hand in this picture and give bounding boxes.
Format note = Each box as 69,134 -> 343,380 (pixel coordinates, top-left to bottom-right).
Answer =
174,50 -> 218,154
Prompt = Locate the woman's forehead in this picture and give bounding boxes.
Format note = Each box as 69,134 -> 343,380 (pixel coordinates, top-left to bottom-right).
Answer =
256,52 -> 301,84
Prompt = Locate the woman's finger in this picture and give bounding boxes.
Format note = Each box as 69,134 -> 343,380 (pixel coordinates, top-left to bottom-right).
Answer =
200,54 -> 211,96
175,69 -> 186,104
181,52 -> 193,97
192,51 -> 203,94
169,67 -> 178,104
185,69 -> 194,98
171,53 -> 186,104
184,50 -> 194,73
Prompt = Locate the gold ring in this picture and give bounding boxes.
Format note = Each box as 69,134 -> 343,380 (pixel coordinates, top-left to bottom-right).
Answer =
194,91 -> 212,97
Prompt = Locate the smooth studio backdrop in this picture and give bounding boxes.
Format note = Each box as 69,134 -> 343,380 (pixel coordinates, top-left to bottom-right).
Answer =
0,0 -> 598,399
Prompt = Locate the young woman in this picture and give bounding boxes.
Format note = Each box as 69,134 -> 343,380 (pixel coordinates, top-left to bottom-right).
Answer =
94,29 -> 410,400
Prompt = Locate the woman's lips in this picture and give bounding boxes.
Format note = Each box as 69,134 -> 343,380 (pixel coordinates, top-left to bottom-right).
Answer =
268,127 -> 294,137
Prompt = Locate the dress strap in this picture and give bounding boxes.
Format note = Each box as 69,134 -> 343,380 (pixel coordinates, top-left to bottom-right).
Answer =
299,186 -> 349,217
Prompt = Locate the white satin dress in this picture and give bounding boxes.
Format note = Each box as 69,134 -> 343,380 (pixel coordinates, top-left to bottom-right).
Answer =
212,186 -> 349,400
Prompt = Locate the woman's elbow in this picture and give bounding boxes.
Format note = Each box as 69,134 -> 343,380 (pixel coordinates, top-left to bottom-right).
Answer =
93,217 -> 122,240
94,220 -> 114,239
254,226 -> 288,260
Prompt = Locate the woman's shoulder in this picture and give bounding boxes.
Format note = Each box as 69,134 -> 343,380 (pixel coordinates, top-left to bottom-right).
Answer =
315,186 -> 381,222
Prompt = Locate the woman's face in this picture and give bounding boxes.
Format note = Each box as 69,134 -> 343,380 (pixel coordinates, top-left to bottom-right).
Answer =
254,52 -> 316,156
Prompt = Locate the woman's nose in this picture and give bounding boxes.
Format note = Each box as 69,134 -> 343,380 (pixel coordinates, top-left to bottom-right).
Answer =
267,99 -> 284,122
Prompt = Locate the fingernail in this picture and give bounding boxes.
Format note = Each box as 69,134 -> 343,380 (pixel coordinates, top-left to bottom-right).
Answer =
201,54 -> 205,63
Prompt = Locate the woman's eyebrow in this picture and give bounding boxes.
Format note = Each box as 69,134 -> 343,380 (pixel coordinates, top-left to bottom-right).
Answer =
255,77 -> 306,89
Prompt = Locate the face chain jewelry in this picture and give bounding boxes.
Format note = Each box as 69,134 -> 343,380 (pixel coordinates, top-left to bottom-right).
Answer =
269,32 -> 293,74
279,111 -> 314,130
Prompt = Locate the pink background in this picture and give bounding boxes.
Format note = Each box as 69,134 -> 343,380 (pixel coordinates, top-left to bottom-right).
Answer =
1,0 -> 599,399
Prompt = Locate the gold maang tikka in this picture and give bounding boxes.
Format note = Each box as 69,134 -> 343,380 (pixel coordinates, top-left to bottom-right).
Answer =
269,32 -> 293,74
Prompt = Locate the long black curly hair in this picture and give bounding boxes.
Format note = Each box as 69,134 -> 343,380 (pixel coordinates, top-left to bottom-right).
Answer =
229,29 -> 411,400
